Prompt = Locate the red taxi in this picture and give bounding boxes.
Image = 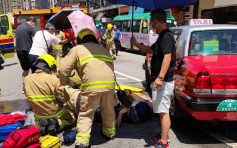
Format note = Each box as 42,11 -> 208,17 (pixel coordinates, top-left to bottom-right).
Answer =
169,20 -> 237,121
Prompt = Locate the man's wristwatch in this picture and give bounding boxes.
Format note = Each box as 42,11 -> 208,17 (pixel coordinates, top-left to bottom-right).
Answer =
158,76 -> 164,81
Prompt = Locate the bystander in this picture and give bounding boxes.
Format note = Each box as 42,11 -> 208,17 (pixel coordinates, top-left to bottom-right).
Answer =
15,16 -> 36,94
114,25 -> 122,56
28,23 -> 73,73
130,8 -> 176,148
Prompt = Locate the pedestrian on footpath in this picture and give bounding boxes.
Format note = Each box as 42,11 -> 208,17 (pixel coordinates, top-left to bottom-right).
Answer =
15,16 -> 36,94
29,23 -> 73,73
130,8 -> 176,148
114,25 -> 122,56
24,53 -> 76,136
104,23 -> 116,60
58,28 -> 116,148
52,30 -> 66,68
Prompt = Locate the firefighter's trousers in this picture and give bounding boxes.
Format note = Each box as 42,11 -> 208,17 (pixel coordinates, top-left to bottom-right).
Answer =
106,43 -> 116,59
75,90 -> 116,146
52,49 -> 63,67
65,86 -> 81,115
34,107 -> 76,131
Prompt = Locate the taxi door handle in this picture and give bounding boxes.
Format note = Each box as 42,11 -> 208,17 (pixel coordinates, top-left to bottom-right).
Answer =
9,36 -> 13,38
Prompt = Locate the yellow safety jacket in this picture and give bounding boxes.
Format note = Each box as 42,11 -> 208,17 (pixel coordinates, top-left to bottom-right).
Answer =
52,31 -> 65,50
24,69 -> 75,127
58,43 -> 115,96
104,29 -> 115,44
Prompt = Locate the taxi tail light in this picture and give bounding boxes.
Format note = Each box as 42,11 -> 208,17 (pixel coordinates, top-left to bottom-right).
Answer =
193,71 -> 211,94
211,77 -> 237,89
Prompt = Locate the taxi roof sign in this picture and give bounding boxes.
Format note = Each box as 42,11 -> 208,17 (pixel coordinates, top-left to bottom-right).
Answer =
189,19 -> 213,26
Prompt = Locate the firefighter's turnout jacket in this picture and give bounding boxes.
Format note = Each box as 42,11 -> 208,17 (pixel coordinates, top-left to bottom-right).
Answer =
104,29 -> 115,50
58,43 -> 116,146
24,69 -> 76,129
52,31 -> 65,67
58,43 -> 115,95
69,69 -> 81,88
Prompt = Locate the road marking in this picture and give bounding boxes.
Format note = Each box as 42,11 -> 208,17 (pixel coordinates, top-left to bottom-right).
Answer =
198,126 -> 237,148
208,133 -> 237,148
115,71 -> 142,82
116,78 -> 127,80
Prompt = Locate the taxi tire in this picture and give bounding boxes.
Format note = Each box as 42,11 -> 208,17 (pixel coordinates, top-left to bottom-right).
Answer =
170,93 -> 187,118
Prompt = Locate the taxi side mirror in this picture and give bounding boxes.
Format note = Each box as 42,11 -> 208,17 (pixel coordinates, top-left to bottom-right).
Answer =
1,26 -> 7,35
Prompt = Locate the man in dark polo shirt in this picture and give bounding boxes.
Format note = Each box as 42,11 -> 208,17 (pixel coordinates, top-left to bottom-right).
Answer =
16,16 -> 36,93
130,9 -> 176,148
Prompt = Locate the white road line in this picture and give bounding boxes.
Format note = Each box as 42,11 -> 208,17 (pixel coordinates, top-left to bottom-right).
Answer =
198,126 -> 237,148
115,71 -> 142,82
209,133 -> 237,148
116,78 -> 127,80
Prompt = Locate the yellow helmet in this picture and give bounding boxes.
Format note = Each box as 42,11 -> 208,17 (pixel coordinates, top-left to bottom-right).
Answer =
107,23 -> 113,30
77,28 -> 95,40
36,53 -> 57,71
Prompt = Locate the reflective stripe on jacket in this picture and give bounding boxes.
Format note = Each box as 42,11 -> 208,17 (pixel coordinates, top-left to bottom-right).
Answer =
104,29 -> 115,44
28,95 -> 58,102
34,106 -> 66,119
52,45 -> 63,50
58,43 -> 115,95
25,69 -> 70,120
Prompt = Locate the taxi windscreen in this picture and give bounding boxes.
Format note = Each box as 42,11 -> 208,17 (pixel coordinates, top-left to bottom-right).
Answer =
189,30 -> 237,56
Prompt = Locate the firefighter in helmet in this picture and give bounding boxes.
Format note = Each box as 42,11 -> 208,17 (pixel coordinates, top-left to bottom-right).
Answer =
24,53 -> 76,136
58,28 -> 116,148
104,23 -> 116,60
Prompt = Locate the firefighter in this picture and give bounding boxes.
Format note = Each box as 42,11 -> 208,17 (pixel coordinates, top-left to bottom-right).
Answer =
24,53 -> 76,136
52,30 -> 66,68
104,23 -> 116,60
58,28 -> 117,148
69,69 -> 81,89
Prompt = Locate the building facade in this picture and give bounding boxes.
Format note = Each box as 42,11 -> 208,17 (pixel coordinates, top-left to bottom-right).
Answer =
23,0 -> 36,9
0,0 -> 23,14
189,0 -> 237,24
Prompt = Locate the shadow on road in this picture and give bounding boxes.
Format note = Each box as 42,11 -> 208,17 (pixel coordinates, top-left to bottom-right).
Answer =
3,62 -> 18,68
90,112 -> 161,147
171,116 -> 237,146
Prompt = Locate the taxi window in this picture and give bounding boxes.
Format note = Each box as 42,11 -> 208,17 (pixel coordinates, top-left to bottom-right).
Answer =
189,30 -> 237,56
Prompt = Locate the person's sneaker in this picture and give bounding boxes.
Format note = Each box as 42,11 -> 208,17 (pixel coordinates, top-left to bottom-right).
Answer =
38,118 -> 48,136
113,57 -> 116,60
149,133 -> 170,143
151,140 -> 169,148
47,118 -> 58,136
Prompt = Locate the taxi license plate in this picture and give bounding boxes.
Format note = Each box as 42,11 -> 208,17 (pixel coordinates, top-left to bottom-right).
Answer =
216,99 -> 237,111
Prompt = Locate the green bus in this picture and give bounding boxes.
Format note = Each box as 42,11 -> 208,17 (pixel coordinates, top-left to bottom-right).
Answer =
113,10 -> 176,50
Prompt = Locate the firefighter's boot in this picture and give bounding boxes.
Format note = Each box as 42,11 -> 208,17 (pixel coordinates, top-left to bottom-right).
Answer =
38,118 -> 48,136
48,118 -> 59,136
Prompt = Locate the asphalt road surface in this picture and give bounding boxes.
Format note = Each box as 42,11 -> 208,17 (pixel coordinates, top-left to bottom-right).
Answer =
0,51 -> 237,148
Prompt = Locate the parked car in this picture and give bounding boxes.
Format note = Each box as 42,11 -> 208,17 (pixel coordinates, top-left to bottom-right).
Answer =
144,20 -> 237,121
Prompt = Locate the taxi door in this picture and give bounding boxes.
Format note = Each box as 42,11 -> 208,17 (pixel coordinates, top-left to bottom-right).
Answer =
0,14 -> 15,59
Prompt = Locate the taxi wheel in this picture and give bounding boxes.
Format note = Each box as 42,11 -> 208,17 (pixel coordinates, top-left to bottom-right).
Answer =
170,93 -> 187,118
